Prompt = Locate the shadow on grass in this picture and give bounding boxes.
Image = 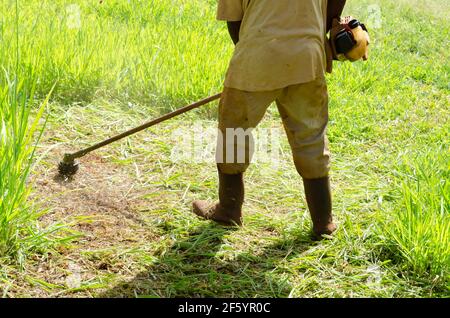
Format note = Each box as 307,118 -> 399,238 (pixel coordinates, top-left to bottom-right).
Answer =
99,222 -> 313,298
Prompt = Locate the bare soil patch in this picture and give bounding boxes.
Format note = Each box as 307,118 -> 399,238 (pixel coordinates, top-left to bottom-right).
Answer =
17,147 -> 162,297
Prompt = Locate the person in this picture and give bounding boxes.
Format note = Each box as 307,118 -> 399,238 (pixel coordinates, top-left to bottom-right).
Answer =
192,0 -> 348,239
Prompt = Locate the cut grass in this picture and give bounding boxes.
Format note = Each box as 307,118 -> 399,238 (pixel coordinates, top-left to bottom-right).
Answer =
0,0 -> 448,297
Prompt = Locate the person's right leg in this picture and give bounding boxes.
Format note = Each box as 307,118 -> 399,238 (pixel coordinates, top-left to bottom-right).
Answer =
193,166 -> 244,226
193,87 -> 279,226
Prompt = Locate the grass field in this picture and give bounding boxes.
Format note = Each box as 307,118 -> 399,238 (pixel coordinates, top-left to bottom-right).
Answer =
0,0 -> 449,297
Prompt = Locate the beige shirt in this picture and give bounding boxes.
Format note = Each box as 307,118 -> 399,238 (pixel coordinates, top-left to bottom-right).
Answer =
217,0 -> 328,91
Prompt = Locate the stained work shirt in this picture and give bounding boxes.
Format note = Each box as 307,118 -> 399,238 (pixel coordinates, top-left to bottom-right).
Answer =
217,0 -> 328,92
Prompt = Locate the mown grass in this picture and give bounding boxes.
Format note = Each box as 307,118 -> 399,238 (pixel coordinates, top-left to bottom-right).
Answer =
0,0 -> 448,297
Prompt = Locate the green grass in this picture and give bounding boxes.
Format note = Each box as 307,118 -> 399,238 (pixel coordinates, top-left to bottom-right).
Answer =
0,0 -> 49,262
1,0 -> 227,108
0,0 -> 449,297
0,76 -> 56,262
381,150 -> 449,278
0,0 -> 80,271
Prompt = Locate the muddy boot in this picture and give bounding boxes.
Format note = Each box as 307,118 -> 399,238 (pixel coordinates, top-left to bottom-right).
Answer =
303,176 -> 337,239
192,169 -> 244,226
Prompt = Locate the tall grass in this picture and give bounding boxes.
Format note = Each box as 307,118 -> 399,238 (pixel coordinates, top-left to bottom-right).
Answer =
0,77 -> 49,262
0,0 -> 228,108
0,0 -> 62,264
381,151 -> 449,279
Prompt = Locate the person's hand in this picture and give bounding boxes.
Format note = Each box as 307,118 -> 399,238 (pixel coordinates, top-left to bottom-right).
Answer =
329,18 -> 344,61
325,38 -> 334,73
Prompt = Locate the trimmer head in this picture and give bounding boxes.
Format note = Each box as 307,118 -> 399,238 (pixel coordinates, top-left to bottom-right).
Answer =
58,154 -> 79,178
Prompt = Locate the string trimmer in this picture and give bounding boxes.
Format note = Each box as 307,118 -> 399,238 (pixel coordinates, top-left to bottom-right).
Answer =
57,93 -> 222,178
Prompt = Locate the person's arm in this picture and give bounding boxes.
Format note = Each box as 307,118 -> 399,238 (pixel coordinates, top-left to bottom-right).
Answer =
217,0 -> 243,45
227,21 -> 242,45
327,0 -> 347,32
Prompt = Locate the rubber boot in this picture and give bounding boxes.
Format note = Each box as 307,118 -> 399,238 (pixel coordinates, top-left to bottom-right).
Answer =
192,168 -> 244,226
303,176 -> 337,239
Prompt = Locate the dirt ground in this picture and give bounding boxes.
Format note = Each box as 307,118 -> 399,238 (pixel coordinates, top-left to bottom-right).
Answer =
19,148 -> 161,297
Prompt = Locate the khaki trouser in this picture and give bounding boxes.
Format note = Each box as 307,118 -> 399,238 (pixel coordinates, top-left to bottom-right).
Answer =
216,76 -> 330,179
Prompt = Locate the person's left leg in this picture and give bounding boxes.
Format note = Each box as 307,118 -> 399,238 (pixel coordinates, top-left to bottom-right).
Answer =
276,77 -> 336,238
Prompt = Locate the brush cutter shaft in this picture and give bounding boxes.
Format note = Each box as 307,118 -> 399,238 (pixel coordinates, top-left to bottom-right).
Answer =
65,93 -> 222,161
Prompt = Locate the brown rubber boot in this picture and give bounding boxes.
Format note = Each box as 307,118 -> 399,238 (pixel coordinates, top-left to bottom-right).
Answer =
192,168 -> 244,226
303,176 -> 337,239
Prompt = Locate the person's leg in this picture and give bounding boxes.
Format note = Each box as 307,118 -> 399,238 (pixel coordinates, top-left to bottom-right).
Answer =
276,77 -> 336,238
193,87 -> 279,226
303,176 -> 335,237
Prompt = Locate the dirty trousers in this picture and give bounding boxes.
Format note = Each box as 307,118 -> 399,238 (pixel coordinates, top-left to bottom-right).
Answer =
216,76 -> 330,179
